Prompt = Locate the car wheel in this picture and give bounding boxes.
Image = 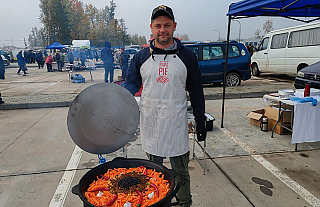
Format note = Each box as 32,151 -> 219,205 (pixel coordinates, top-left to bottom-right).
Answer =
226,72 -> 241,86
252,64 -> 260,76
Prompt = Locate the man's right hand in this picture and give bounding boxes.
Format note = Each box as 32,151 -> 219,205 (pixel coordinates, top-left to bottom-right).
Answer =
196,126 -> 207,141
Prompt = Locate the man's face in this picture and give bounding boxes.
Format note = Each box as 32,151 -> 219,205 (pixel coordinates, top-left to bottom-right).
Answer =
150,15 -> 176,47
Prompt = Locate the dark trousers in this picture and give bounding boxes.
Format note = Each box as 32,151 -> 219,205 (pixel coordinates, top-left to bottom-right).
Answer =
46,63 -> 53,72
104,63 -> 114,83
37,61 -> 43,69
121,64 -> 128,79
146,152 -> 192,207
17,65 -> 27,74
57,60 -> 62,70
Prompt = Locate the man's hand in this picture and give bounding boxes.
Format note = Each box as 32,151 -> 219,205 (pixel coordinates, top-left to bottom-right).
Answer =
196,126 -> 207,141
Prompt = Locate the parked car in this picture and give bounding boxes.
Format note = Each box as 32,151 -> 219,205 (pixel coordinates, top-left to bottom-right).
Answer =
184,41 -> 251,86
1,55 -> 10,66
0,50 -> 12,63
125,48 -> 138,62
295,61 -> 320,89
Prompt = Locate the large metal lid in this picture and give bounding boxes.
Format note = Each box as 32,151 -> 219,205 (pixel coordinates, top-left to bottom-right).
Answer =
67,83 -> 139,154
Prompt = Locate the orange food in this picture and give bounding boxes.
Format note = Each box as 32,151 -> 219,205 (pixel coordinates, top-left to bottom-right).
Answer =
85,167 -> 170,207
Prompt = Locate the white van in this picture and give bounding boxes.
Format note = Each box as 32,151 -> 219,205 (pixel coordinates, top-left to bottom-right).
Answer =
251,22 -> 320,76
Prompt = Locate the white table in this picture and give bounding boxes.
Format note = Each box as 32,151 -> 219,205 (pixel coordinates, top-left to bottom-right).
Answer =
263,94 -> 320,150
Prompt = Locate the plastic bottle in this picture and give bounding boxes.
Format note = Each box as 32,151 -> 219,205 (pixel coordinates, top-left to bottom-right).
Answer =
304,83 -> 311,97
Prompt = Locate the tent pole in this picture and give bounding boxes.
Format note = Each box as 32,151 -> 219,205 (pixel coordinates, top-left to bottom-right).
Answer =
221,15 -> 232,128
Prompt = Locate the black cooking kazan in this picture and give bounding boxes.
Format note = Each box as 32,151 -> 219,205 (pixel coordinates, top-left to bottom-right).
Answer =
67,83 -> 140,154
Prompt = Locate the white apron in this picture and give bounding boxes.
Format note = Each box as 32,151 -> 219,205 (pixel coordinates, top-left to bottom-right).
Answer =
140,54 -> 189,157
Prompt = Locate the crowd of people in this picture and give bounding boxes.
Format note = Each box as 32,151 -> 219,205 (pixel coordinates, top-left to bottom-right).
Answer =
15,49 -> 69,74
11,45 -> 132,81
246,44 -> 254,56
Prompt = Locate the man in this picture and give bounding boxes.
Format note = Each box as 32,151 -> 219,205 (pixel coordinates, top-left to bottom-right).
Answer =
119,47 -> 130,79
79,49 -> 86,67
68,49 -> 74,64
123,5 -> 206,207
35,51 -> 44,69
101,41 -> 114,83
0,55 -> 5,104
248,44 -> 254,56
17,51 -> 28,75
55,50 -> 63,71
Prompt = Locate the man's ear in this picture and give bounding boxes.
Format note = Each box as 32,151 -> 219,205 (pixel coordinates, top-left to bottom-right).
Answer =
173,22 -> 177,31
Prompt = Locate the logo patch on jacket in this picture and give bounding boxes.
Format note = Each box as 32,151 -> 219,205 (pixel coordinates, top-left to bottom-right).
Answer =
156,61 -> 169,84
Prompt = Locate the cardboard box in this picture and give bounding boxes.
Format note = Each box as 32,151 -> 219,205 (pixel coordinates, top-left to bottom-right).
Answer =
246,109 -> 265,127
268,119 -> 292,135
264,104 -> 292,124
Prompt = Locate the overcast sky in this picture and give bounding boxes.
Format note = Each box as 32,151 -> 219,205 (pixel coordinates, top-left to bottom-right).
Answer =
0,0 -> 313,48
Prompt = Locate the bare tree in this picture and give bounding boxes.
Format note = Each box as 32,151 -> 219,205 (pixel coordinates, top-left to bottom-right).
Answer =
263,20 -> 274,34
175,33 -> 189,41
254,29 -> 262,39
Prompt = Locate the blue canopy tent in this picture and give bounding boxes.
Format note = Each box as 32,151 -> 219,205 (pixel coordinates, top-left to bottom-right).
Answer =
46,42 -> 66,49
221,0 -> 320,127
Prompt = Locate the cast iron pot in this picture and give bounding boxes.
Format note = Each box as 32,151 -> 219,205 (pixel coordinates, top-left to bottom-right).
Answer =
72,157 -> 180,207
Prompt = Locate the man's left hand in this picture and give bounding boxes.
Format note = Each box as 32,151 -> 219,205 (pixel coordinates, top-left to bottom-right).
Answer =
196,126 -> 207,141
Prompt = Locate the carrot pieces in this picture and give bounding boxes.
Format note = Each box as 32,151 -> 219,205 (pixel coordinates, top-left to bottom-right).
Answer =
85,167 -> 170,207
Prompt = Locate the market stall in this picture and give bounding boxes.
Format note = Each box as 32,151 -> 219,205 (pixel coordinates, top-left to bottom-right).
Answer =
222,0 -> 320,127
263,89 -> 320,150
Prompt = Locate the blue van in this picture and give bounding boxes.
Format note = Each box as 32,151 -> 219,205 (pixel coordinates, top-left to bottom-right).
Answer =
184,41 -> 251,86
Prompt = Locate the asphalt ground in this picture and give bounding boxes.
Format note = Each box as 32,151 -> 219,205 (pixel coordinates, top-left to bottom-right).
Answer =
0,62 -> 295,109
0,63 -> 319,207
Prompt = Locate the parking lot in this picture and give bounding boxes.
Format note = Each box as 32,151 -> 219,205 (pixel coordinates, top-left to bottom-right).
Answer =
0,63 -> 319,207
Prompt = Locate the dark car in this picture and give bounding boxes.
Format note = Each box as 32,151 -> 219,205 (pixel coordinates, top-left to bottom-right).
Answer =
295,61 -> 320,89
1,55 -> 10,66
184,41 -> 251,86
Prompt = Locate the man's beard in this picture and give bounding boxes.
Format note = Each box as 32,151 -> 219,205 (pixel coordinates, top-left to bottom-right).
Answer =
155,33 -> 173,45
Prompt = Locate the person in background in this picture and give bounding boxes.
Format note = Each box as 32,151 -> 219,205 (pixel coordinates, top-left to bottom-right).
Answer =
246,45 -> 250,53
0,55 -> 5,104
44,49 -> 48,57
35,51 -> 44,69
94,50 -> 99,61
23,50 -> 28,64
55,50 -> 62,71
30,51 -> 36,63
68,49 -> 74,64
17,51 -> 28,75
73,49 -> 79,61
101,41 -> 114,83
119,47 -> 130,80
122,5 -> 206,207
248,44 -> 254,56
79,49 -> 86,67
45,54 -> 53,72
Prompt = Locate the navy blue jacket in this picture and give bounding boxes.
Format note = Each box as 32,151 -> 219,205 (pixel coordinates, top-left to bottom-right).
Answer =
101,41 -> 114,64
17,53 -> 25,66
120,51 -> 130,65
68,52 -> 74,63
35,52 -> 43,62
123,38 -> 206,127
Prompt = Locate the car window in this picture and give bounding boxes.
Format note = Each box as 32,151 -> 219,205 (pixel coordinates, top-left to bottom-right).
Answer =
187,46 -> 199,60
258,37 -> 269,51
227,45 -> 240,57
125,49 -> 137,54
288,27 -> 320,48
202,46 -> 223,60
271,33 -> 288,49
